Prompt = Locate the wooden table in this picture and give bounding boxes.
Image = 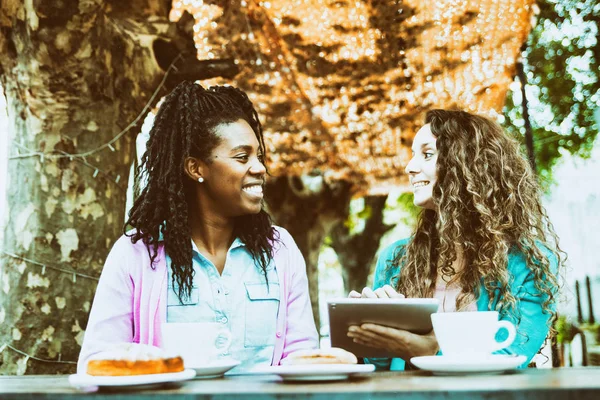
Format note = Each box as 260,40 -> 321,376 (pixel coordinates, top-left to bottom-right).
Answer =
2,368 -> 600,399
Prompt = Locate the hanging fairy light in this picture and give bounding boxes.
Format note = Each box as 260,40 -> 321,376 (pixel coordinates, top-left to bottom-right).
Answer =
170,0 -> 534,194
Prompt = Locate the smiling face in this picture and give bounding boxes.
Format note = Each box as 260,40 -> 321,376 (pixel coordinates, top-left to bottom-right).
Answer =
405,124 -> 438,210
196,119 -> 266,218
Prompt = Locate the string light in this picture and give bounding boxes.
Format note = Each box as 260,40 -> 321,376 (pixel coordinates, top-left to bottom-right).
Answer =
8,53 -> 183,162
7,53 -> 184,193
9,143 -> 127,192
0,250 -> 93,365
1,250 -> 100,281
171,0 -> 533,193
0,344 -> 77,365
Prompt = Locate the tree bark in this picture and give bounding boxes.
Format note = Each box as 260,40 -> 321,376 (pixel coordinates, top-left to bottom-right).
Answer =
0,0 -> 232,374
330,195 -> 394,293
265,176 -> 353,332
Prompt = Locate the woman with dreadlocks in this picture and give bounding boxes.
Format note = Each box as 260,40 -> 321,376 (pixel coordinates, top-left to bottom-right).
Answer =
77,81 -> 317,373
347,109 -> 563,370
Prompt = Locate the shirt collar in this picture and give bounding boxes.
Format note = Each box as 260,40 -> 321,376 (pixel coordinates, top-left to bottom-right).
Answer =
157,224 -> 246,250
190,237 -> 246,256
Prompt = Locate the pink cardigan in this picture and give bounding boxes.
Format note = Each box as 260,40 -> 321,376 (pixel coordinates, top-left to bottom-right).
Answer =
77,227 -> 318,373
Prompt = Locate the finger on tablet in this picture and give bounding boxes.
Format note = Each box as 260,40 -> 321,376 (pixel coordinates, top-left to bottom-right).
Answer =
382,285 -> 404,298
348,290 -> 361,298
374,287 -> 389,298
361,287 -> 377,298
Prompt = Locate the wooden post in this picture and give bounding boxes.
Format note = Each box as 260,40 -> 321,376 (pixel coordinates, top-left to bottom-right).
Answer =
586,276 -> 595,324
576,280 -> 584,324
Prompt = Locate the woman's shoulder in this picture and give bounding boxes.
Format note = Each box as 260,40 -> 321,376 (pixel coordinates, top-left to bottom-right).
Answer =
506,241 -> 560,277
109,233 -> 136,253
508,241 -> 558,263
269,226 -> 306,275
113,231 -> 153,252
107,231 -> 164,264
271,225 -> 291,241
269,225 -> 297,255
372,238 -> 410,288
379,237 -> 411,263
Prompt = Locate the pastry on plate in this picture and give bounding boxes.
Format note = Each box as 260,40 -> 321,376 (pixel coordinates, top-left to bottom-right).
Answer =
280,347 -> 358,366
86,343 -> 183,376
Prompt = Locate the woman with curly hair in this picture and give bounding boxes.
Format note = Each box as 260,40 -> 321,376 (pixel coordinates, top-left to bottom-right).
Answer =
77,81 -> 317,373
348,109 -> 562,370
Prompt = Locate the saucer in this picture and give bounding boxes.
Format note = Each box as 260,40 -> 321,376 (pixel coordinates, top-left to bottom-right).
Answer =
69,369 -> 196,390
249,364 -> 375,381
188,359 -> 241,379
410,354 -> 527,375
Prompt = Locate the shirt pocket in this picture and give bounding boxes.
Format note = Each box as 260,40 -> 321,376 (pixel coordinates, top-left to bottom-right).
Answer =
167,287 -> 200,307
244,282 -> 280,348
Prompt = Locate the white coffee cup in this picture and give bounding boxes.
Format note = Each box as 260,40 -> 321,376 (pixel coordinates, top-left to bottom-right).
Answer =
431,311 -> 516,359
161,322 -> 232,367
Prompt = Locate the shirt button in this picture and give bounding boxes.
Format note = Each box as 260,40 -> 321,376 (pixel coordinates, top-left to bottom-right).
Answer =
276,331 -> 282,338
215,334 -> 229,349
221,317 -> 228,324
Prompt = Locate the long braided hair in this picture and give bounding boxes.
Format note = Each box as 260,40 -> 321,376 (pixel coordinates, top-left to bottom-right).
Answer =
391,109 -> 563,333
126,81 -> 278,301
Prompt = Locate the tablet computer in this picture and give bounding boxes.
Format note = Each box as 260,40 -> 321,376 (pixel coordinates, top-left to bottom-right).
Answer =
327,298 -> 439,358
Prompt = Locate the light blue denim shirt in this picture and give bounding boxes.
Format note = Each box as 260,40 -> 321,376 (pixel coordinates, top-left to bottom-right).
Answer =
166,238 -> 279,372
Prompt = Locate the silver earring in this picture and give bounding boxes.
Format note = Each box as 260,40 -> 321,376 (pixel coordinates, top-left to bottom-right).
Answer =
198,177 -> 204,183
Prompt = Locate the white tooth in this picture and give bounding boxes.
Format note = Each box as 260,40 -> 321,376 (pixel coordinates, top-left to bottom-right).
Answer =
244,185 -> 263,194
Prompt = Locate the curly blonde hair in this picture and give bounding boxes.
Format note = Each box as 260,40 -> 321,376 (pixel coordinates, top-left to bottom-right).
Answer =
393,109 -> 563,332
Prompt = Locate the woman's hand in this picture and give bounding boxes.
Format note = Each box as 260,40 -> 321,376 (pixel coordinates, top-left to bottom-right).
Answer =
346,285 -> 435,360
347,324 -> 439,360
348,285 -> 405,299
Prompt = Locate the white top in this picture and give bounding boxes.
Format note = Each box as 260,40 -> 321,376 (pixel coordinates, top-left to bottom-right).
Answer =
433,284 -> 477,313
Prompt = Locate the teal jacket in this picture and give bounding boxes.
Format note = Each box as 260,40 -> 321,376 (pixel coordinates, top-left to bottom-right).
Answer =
367,238 -> 557,371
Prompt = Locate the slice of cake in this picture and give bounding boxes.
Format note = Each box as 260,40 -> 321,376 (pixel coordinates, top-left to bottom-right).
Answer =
86,343 -> 184,376
280,347 -> 358,365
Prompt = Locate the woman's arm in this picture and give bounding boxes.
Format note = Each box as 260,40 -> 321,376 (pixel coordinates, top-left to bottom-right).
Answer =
493,249 -> 559,365
76,236 -> 135,373
279,230 -> 319,361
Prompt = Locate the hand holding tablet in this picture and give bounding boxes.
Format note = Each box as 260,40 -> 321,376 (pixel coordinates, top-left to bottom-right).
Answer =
328,293 -> 439,358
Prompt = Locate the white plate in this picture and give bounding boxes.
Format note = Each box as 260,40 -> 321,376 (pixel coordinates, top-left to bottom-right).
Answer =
68,369 -> 196,389
410,355 -> 527,375
250,364 -> 375,381
189,359 -> 241,379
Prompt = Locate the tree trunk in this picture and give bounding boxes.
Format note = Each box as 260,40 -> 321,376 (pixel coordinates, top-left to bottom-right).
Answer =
330,195 -> 394,293
0,0 -> 234,374
265,176 -> 353,332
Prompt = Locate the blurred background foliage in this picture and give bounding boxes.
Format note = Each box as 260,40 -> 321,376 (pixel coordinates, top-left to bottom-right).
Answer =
504,0 -> 599,184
